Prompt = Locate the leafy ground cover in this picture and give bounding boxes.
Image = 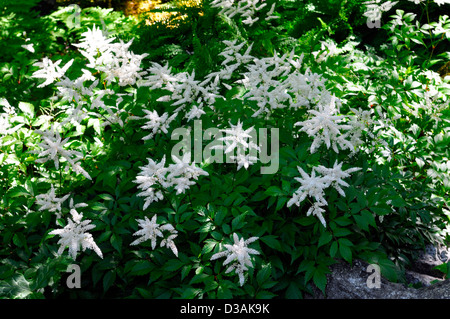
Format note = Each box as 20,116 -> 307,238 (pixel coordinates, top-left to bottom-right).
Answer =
1,0 -> 450,299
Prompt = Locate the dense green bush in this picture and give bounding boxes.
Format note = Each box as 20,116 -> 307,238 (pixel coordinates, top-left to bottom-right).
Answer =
1,0 -> 450,299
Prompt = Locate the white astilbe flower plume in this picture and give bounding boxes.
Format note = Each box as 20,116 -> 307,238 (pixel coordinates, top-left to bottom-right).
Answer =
210,0 -> 278,26
216,120 -> 260,154
140,62 -> 178,90
73,24 -> 115,57
130,110 -> 178,140
287,166 -> 330,208
130,214 -> 178,257
212,120 -> 260,170
49,206 -> 103,260
306,202 -> 327,228
74,25 -> 148,87
35,185 -> 70,219
134,154 -> 208,210
32,126 -> 91,180
210,233 -> 259,286
31,57 -> 74,88
294,95 -> 354,154
288,162 -> 361,227
314,161 -> 361,197
33,126 -> 80,170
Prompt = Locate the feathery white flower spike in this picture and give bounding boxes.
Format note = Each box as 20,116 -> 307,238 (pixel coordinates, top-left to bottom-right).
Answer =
314,161 -> 361,197
32,57 -> 73,88
130,215 -> 178,257
211,233 -> 260,286
130,215 -> 164,248
34,126 -> 77,170
49,207 -> 103,260
287,166 -> 330,208
35,185 -> 70,219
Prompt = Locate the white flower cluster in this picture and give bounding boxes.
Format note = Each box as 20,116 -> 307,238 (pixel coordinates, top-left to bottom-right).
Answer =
130,110 -> 178,141
0,100 -> 21,136
210,233 -> 259,286
210,0 -> 278,26
32,125 -> 91,180
212,120 -> 260,170
141,65 -> 221,122
35,185 -> 70,219
407,0 -> 450,5
363,0 -> 397,22
294,95 -> 359,154
49,200 -> 103,260
31,57 -> 74,88
74,25 -> 148,87
130,214 -> 178,257
287,161 -> 361,227
212,39 -> 339,119
134,154 -> 209,210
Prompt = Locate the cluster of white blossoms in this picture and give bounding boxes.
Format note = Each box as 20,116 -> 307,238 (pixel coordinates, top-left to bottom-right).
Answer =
0,102 -> 21,136
407,0 -> 450,5
31,125 -> 91,180
364,0 -> 450,24
134,154 -> 209,210
294,95 -> 360,154
363,0 -> 397,22
212,120 -> 260,170
49,200 -> 103,260
35,185 -> 70,219
141,65 -> 221,123
287,161 -> 361,227
74,25 -> 148,87
31,57 -> 74,88
210,0 -> 278,26
23,3 -> 376,281
210,233 -> 259,286
130,110 -> 178,141
212,39 -> 338,119
130,214 -> 178,257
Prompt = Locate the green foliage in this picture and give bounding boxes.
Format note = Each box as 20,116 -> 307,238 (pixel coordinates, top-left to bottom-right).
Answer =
1,0 -> 450,300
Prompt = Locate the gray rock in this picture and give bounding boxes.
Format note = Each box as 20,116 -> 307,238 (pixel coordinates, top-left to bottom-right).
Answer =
306,259 -> 450,299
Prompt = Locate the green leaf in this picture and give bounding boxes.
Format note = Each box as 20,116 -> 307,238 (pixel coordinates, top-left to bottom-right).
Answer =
265,186 -> 284,197
257,264 -> 272,285
164,259 -> 184,272
136,287 -> 153,298
255,290 -> 277,299
181,287 -> 202,299
18,102 -> 34,118
7,186 -> 30,198
370,206 -> 391,216
181,265 -> 192,281
0,274 -> 32,299
214,207 -> 227,225
332,227 -> 353,237
110,234 -> 122,254
285,282 -> 302,299
189,273 -> 209,285
217,286 -> 233,298
313,268 -> 327,295
260,235 -> 281,250
103,270 -> 116,293
231,214 -> 246,231
354,210 -> 376,231
201,239 -> 217,255
339,240 -> 352,263
131,260 -> 153,276
330,241 -> 338,258
318,231 -> 333,248
13,233 -> 27,248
